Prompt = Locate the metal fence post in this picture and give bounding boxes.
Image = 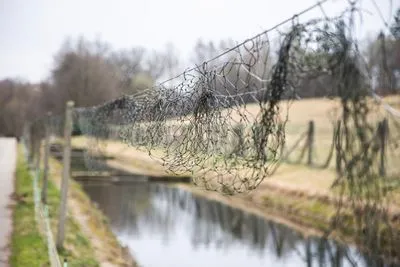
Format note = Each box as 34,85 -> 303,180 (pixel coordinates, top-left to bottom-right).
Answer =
56,101 -> 74,250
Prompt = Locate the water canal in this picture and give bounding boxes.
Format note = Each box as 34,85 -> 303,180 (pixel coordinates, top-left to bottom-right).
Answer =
52,146 -> 392,267
80,180 -> 390,267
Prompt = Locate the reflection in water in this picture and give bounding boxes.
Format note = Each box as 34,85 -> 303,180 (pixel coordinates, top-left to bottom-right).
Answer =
81,182 -> 395,267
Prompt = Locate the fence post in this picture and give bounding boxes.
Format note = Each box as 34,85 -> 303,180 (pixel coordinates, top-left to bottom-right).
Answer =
335,120 -> 342,175
30,122 -> 40,171
29,124 -> 35,166
41,112 -> 51,204
22,123 -> 29,152
35,136 -> 41,178
379,118 -> 388,177
23,123 -> 31,161
56,101 -> 74,250
307,120 -> 315,166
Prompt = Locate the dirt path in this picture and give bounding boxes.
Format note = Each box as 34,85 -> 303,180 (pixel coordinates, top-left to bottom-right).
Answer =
0,138 -> 16,266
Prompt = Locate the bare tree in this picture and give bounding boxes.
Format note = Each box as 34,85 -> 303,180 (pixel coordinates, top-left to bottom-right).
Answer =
0,79 -> 43,137
110,48 -> 146,95
163,43 -> 181,78
191,39 -> 219,65
144,49 -> 166,82
51,37 -> 119,108
362,9 -> 400,95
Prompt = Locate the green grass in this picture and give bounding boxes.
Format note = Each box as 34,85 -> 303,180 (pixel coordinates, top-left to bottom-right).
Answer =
260,188 -> 400,258
11,147 -> 99,267
42,180 -> 99,267
48,155 -> 137,266
262,191 -> 337,233
44,171 -> 99,267
10,149 -> 49,266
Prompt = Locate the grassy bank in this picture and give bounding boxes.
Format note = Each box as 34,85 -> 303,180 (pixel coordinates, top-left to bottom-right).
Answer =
11,146 -> 99,267
177,181 -> 400,263
10,149 -> 48,266
48,154 -> 137,267
259,188 -> 400,262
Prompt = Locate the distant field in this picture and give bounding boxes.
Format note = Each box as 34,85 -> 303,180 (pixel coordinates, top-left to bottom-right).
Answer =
71,95 -> 400,200
160,95 -> 400,173
69,96 -> 400,253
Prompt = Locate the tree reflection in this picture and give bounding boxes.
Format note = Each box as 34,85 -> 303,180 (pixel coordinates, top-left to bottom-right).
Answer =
81,182 -> 393,267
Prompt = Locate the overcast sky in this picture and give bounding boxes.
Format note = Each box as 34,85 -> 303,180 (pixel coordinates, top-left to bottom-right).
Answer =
0,0 -> 398,83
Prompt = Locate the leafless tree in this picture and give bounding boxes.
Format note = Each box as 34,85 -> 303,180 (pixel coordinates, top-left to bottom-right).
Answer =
364,32 -> 400,95
50,37 -> 119,108
0,79 -> 42,137
110,47 -> 146,95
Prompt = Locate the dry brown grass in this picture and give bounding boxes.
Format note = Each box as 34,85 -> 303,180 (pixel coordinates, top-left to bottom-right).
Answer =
70,96 -> 400,206
73,95 -> 399,191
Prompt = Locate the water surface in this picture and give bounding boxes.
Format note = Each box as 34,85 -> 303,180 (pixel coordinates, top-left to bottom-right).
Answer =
81,181 -> 392,267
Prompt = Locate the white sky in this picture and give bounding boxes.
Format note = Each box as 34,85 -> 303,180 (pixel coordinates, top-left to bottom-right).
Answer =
0,0 -> 398,83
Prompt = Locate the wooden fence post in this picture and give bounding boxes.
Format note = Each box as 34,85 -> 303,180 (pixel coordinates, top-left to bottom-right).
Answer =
307,120 -> 315,166
22,123 -> 29,153
23,123 -> 31,161
379,118 -> 388,177
30,122 -> 40,171
35,136 -> 41,176
335,120 -> 342,175
56,101 -> 74,250
29,124 -> 35,165
41,112 -> 51,204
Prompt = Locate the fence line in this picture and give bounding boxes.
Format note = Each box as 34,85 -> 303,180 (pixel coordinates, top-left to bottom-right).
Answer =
22,136 -> 64,267
278,118 -> 391,176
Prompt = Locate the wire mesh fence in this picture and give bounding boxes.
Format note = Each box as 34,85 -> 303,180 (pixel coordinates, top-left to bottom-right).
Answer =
67,3 -> 358,194
21,138 -> 64,267
23,0 -> 400,264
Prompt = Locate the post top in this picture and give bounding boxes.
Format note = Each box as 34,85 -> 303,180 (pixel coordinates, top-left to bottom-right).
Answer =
66,101 -> 75,107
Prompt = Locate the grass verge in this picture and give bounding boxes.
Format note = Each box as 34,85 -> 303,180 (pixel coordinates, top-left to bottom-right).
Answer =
10,148 -> 48,266
48,154 -> 137,267
11,146 -> 99,267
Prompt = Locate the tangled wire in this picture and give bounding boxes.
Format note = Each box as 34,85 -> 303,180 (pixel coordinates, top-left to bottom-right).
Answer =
69,5 -> 373,193
23,0 -> 400,263
72,3 -> 400,260
72,24 -> 305,194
